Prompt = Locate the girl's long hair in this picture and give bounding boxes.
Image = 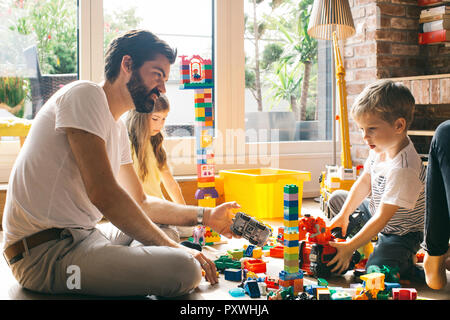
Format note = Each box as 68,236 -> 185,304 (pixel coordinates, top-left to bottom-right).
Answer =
126,94 -> 169,181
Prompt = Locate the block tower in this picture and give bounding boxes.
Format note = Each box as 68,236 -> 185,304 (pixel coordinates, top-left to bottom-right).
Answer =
279,184 -> 303,295
179,55 -> 218,208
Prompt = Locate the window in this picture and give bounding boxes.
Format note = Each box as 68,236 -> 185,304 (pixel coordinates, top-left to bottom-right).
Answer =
243,0 -> 332,144
103,0 -> 213,138
0,0 -> 78,183
0,0 -> 78,121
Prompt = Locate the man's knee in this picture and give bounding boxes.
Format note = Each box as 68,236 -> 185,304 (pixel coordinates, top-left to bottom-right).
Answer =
160,250 -> 202,297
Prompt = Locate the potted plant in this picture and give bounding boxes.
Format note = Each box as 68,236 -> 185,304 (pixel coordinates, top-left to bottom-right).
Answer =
0,77 -> 29,118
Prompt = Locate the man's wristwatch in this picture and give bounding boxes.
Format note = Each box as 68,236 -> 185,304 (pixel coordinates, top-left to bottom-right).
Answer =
197,207 -> 205,225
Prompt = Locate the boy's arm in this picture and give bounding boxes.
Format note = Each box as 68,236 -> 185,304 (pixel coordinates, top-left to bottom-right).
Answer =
328,202 -> 399,274
329,171 -> 372,234
160,166 -> 186,205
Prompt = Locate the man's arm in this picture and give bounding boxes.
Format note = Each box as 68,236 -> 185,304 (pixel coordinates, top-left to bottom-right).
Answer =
118,163 -> 239,238
65,128 -> 181,248
118,163 -> 199,226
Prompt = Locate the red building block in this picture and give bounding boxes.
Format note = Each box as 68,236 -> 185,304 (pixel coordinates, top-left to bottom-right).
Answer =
392,288 -> 417,300
244,259 -> 267,274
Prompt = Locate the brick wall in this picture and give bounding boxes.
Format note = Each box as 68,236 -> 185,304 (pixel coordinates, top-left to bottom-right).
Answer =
345,0 -> 450,165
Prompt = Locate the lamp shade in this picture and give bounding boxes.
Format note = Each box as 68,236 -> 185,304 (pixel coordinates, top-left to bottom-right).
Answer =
307,0 -> 355,40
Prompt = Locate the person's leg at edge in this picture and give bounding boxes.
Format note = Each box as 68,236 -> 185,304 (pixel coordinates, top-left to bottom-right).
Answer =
422,120 -> 450,290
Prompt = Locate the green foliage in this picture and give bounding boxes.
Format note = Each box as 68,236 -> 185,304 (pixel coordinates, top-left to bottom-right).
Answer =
0,77 -> 29,118
9,0 -> 77,74
104,6 -> 143,52
261,43 -> 283,69
265,59 -> 301,111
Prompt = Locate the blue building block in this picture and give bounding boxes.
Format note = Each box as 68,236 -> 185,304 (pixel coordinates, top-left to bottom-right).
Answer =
283,239 -> 299,247
244,245 -> 255,257
224,269 -> 242,282
244,279 -> 261,298
279,270 -> 303,281
384,282 -> 402,292
304,285 -> 326,297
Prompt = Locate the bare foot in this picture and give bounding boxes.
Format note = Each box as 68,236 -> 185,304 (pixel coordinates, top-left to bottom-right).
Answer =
423,252 -> 447,290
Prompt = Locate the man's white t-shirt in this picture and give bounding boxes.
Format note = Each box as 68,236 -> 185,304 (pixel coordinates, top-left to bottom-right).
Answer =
2,81 -> 132,248
364,137 -> 426,236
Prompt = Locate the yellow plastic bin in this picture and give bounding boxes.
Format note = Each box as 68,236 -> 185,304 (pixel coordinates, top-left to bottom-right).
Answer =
219,168 -> 311,219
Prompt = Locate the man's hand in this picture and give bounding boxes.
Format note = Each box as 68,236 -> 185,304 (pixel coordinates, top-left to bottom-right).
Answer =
185,247 -> 218,285
204,201 -> 241,238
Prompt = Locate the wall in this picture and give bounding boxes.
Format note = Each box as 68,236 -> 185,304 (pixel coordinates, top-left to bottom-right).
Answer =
345,0 -> 450,165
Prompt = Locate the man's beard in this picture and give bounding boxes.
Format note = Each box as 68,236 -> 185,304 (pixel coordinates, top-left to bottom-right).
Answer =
126,70 -> 160,113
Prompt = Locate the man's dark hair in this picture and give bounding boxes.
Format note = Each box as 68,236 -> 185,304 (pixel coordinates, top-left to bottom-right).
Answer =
104,29 -> 177,83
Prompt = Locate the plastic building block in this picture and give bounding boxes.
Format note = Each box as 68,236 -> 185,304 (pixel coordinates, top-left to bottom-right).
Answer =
214,255 -> 242,272
331,291 -> 352,300
244,259 -> 267,274
392,288 -> 417,300
244,279 -> 261,298
384,282 -> 401,293
244,244 -> 255,257
258,282 -> 268,296
317,278 -> 328,287
229,287 -> 245,298
360,272 -> 385,291
264,276 -> 280,290
317,287 -> 331,300
224,269 -> 242,282
227,249 -> 244,260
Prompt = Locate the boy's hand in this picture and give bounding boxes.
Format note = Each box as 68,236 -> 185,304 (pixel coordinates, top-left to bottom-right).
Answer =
327,241 -> 355,274
328,214 -> 350,238
203,201 -> 241,238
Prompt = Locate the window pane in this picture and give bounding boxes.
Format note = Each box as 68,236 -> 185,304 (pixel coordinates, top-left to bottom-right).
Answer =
104,0 -> 213,138
0,0 -> 78,122
244,0 -> 330,142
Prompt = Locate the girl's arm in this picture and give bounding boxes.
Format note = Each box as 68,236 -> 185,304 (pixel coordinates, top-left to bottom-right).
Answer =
160,165 -> 186,205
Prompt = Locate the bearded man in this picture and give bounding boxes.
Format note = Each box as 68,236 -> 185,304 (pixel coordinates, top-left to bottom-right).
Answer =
2,30 -> 239,298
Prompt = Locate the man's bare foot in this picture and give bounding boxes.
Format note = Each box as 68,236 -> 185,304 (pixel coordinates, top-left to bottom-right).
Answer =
423,252 -> 448,290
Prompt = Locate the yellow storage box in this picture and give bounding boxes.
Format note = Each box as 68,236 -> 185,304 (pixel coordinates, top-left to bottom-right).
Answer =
219,168 -> 311,219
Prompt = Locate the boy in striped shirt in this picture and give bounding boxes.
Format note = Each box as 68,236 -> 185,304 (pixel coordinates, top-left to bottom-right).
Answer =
326,80 -> 425,280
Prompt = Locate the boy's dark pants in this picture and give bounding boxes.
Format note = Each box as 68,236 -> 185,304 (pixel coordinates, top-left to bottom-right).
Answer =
422,120 -> 450,256
328,190 -> 423,277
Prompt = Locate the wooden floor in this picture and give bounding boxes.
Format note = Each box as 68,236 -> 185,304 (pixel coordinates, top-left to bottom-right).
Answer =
1,199 -> 449,300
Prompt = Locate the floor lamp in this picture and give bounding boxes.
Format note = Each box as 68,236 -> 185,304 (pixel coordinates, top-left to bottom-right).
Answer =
307,0 -> 355,166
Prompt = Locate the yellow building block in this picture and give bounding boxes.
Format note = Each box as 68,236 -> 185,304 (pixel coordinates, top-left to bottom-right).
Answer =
198,182 -> 215,188
284,220 -> 298,228
360,273 -> 385,291
284,246 -> 298,254
198,197 -> 216,208
284,232 -> 299,241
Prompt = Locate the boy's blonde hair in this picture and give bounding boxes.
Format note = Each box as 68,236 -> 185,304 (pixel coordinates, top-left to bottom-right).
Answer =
351,79 -> 416,129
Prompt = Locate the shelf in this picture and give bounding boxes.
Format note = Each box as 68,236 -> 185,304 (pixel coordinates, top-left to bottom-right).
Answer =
408,130 -> 435,136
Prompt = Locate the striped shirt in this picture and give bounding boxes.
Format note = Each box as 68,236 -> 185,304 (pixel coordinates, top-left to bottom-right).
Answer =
364,138 -> 426,236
